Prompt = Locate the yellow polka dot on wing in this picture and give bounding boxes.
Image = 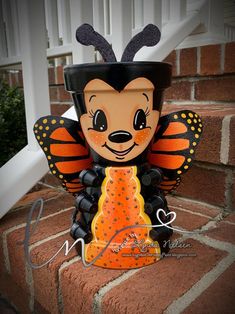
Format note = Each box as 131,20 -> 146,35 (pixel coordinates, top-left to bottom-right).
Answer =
51,119 -> 56,124
199,123 -> 202,128
181,113 -> 186,118
59,174 -> 63,179
198,128 -> 202,132
47,156 -> 51,160
37,136 -> 40,140
191,126 -> 195,131
193,142 -> 197,146
195,134 -> 199,138
174,114 -> 178,119
184,165 -> 189,169
60,120 -> 64,125
39,141 -> 43,145
39,126 -> 43,130
187,119 -> 192,124
44,147 -> 48,152
50,164 -> 53,168
177,170 -> 182,174
34,130 -> 38,134
43,133 -> 47,138
190,149 -> 194,154
52,170 -> 56,174
187,158 -> 192,162
189,113 -> 193,118
195,114 -> 198,118
198,118 -> 201,122
193,119 -> 197,123
34,124 -> 38,128
45,126 -> 49,130
43,119 -> 47,124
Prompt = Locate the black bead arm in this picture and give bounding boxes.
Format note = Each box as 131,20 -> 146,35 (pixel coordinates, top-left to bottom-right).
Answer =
76,23 -> 117,62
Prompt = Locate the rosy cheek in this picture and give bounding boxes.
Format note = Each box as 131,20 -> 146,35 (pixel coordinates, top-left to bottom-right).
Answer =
87,130 -> 107,146
134,128 -> 151,145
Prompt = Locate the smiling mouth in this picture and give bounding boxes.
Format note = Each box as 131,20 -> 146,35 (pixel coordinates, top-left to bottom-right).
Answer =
102,142 -> 137,159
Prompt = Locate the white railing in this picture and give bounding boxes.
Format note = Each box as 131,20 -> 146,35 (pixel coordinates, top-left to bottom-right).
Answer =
0,0 -> 230,218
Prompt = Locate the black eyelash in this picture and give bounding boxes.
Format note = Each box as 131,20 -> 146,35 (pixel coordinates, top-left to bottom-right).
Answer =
145,107 -> 150,117
88,110 -> 95,118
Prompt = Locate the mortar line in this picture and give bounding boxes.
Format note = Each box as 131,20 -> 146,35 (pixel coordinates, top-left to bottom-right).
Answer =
57,256 -> 81,314
176,49 -> 180,76
2,206 -> 73,273
169,205 -> 213,219
169,195 -> 224,212
93,269 -> 140,314
220,114 -> 233,165
164,253 -> 235,314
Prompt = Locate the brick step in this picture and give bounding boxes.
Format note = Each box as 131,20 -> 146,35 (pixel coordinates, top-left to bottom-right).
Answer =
1,187 -> 235,313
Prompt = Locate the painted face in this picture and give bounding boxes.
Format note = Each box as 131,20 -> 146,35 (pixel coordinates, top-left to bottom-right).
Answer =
80,77 -> 159,162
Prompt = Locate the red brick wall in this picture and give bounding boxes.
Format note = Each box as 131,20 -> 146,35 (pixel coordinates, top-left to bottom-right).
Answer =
1,42 -> 235,210
163,43 -> 235,211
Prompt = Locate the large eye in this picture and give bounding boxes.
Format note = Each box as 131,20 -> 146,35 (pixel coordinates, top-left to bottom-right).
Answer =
92,110 -> 107,132
133,109 -> 146,130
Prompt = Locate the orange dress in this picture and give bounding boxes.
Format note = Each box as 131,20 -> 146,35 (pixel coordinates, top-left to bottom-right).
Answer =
85,166 -> 161,269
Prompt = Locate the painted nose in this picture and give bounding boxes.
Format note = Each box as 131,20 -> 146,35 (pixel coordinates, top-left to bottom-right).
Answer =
108,130 -> 132,143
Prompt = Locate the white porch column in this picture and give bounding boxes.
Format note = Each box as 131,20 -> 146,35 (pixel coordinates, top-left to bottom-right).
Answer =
17,0 -> 50,151
110,0 -> 132,61
70,0 -> 94,64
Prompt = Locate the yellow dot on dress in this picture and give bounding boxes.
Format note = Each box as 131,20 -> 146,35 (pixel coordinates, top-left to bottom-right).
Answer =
189,113 -> 193,118
59,174 -> 63,179
37,136 -> 40,140
39,126 -> 43,130
198,128 -> 202,132
35,124 -> 38,128
184,165 -> 189,169
35,130 -> 38,134
174,114 -> 178,119
60,120 -> 65,125
43,119 -> 47,124
187,119 -> 192,124
198,118 -> 201,122
51,119 -> 56,124
43,133 -> 46,138
47,155 -> 51,160
50,164 -> 53,168
195,114 -> 198,118
181,113 -> 186,118
190,149 -> 194,154
187,158 -> 192,162
45,126 -> 49,130
195,134 -> 199,138
177,170 -> 182,174
193,119 -> 197,123
44,147 -> 48,152
39,141 -> 43,145
191,126 -> 195,131
193,142 -> 197,146
52,170 -> 56,174
199,123 -> 202,127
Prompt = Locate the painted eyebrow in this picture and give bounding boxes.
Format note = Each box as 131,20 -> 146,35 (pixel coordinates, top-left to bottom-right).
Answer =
89,95 -> 96,102
142,93 -> 149,101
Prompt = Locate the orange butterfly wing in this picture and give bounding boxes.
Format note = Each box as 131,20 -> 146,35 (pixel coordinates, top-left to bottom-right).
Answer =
34,115 -> 92,194
148,110 -> 203,193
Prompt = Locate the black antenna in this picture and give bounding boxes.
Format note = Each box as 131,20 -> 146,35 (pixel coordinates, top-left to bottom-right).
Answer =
121,24 -> 161,62
76,24 -> 117,62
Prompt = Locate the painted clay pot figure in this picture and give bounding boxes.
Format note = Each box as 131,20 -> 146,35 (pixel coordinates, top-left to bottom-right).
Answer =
34,24 -> 202,269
